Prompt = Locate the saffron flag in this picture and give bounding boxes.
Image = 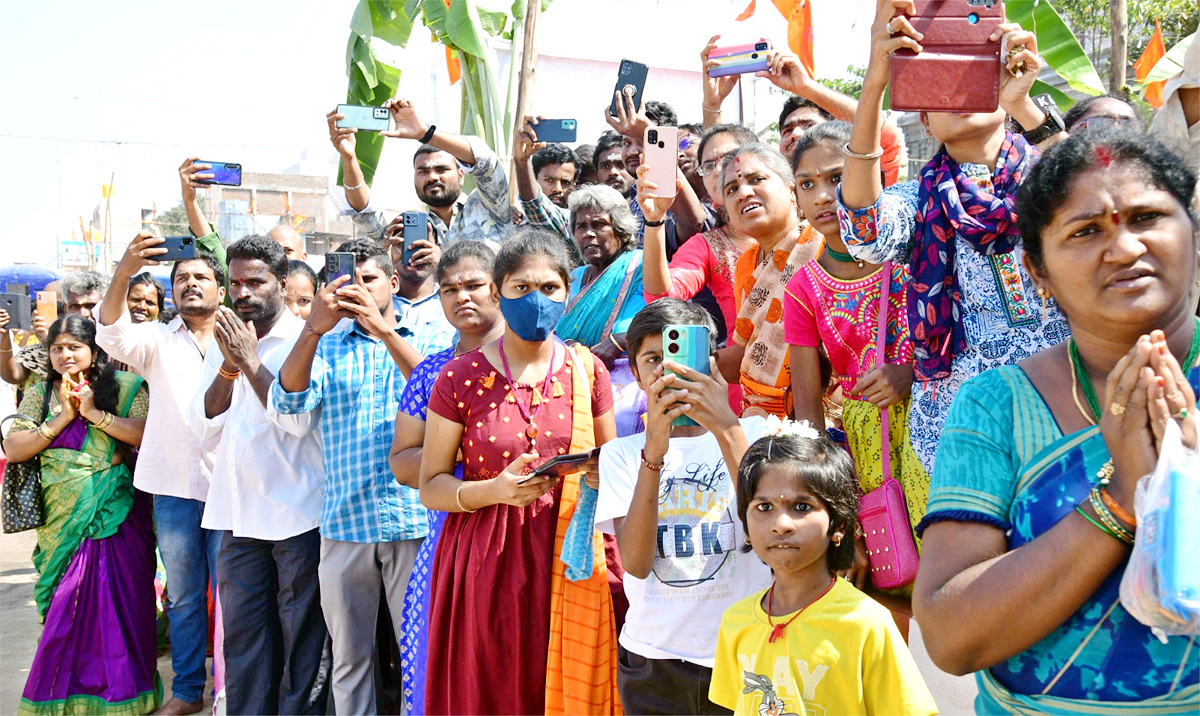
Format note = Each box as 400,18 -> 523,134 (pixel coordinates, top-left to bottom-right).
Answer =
736,0 -> 756,21
772,0 -> 815,78
1133,18 -> 1166,108
446,45 -> 461,85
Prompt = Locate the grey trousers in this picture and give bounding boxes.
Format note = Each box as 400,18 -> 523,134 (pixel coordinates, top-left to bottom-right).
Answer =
319,537 -> 423,715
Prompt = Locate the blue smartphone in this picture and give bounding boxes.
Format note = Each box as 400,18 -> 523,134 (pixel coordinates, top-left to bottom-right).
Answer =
1163,462 -> 1200,612
158,236 -> 197,262
401,211 -> 428,266
196,161 -> 242,186
534,119 -> 577,144
663,324 -> 711,427
609,59 -> 648,117
325,252 -> 355,287
336,104 -> 391,132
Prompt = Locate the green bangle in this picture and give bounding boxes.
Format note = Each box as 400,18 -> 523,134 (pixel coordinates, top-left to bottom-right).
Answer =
1075,505 -> 1124,544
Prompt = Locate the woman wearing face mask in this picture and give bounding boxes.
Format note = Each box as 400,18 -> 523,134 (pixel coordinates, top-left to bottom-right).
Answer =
838,0 -> 1070,474
639,123 -> 759,411
3,315 -> 157,715
419,228 -> 620,716
389,241 -> 506,715
718,142 -> 823,418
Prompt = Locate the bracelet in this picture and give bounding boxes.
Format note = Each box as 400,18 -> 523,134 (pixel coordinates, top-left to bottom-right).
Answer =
1075,505 -> 1124,543
1088,488 -> 1135,544
94,411 -> 115,431
0,346 -> 11,353
419,124 -> 437,144
640,449 -> 665,472
455,482 -> 477,513
1100,487 -> 1136,528
303,322 -> 323,339
1095,459 -> 1115,484
608,333 -> 624,352
842,142 -> 884,161
218,365 -> 241,381
643,218 -> 666,227
702,103 -> 721,113
343,181 -> 365,191
37,422 -> 59,441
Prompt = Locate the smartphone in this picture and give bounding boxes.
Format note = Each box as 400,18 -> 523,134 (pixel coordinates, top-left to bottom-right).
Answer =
158,236 -> 198,262
707,40 -> 773,78
1163,461 -> 1200,610
400,212 -> 428,266
0,293 -> 32,331
889,0 -> 1005,113
642,126 -> 679,199
325,252 -> 356,287
534,118 -> 578,144
195,161 -> 242,186
519,448 -> 601,484
336,104 -> 392,132
608,59 -> 649,117
35,291 -> 57,323
663,324 -> 711,427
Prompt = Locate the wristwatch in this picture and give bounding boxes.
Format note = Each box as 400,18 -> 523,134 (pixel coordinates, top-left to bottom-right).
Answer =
1021,94 -> 1066,145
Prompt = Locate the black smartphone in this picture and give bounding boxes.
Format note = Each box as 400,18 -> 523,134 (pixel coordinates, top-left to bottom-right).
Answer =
401,211 -> 428,266
325,252 -> 356,287
0,292 -> 32,331
158,236 -> 198,261
196,161 -> 242,186
534,118 -> 578,144
608,59 -> 649,117
518,448 -> 601,484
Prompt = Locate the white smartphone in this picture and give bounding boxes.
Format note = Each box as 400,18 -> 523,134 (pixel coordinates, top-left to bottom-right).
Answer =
642,126 -> 678,199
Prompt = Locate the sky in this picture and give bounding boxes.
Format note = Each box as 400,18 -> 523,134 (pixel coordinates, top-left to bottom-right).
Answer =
0,0 -> 875,270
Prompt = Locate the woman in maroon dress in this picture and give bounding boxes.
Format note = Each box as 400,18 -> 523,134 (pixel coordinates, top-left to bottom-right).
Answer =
420,228 -> 619,715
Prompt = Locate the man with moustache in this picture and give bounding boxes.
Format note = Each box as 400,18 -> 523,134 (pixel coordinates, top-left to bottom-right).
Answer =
95,231 -> 228,716
270,238 -> 437,713
329,100 -> 512,251
186,235 -> 328,716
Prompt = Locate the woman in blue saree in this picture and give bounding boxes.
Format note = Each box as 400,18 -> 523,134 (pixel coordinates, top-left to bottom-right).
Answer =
914,129 -> 1199,715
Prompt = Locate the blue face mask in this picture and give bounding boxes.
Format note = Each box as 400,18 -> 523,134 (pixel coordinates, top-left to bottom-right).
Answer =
500,290 -> 566,342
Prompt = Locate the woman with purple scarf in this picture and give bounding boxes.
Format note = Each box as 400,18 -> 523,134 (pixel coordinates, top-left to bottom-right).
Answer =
836,0 -> 1071,473
2,315 -> 158,715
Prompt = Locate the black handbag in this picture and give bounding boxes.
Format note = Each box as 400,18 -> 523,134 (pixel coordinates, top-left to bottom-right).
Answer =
2,386 -> 53,533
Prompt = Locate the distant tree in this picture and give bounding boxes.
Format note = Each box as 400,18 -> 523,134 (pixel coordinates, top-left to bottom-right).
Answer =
818,65 -> 867,100
147,197 -> 204,237
1056,0 -> 1197,76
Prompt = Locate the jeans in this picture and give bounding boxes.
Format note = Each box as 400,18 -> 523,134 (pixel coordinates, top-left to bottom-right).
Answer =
218,529 -> 329,715
153,495 -> 223,704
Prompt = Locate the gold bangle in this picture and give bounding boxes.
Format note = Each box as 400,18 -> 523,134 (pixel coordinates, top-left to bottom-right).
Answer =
702,103 -> 721,112
608,333 -> 624,352
1088,488 -> 1134,544
455,483 -> 477,513
95,411 -> 115,431
37,422 -> 59,441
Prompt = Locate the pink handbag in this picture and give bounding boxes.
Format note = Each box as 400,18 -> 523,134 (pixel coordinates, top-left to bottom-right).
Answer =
858,263 -> 920,590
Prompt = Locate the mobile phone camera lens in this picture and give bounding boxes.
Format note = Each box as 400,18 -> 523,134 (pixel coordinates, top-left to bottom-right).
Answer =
648,130 -> 657,142
668,343 -> 679,354
968,12 -> 979,23
756,42 -> 768,50
751,53 -> 759,59
668,330 -> 679,340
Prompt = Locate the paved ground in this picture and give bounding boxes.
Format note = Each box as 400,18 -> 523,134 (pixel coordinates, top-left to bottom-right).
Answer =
1,527 -> 977,714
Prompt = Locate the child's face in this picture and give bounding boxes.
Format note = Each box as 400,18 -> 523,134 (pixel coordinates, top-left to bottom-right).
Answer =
285,275 -> 316,320
745,464 -> 834,577
629,334 -> 664,388
792,143 -> 844,240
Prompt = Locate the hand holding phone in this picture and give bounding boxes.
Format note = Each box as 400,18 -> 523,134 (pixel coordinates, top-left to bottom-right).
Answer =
663,324 -> 711,427
641,126 -> 679,200
401,212 -> 429,267
0,293 -> 32,332
336,104 -> 392,132
889,0 -> 1005,113
707,40 -> 773,77
195,161 -> 242,186
158,236 -> 198,262
324,252 -> 356,288
518,448 -> 601,484
532,119 -> 578,144
608,59 -> 649,118
36,291 -> 58,324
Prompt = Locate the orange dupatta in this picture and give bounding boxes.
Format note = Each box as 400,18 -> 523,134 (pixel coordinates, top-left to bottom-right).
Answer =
544,345 -> 622,715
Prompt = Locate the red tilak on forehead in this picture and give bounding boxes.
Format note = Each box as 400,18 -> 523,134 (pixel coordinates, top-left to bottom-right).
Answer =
1111,210 -> 1120,225
1094,146 -> 1113,168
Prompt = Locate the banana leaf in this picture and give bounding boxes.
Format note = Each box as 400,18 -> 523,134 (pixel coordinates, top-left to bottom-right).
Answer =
1142,31 -> 1196,85
1007,0 -> 1105,97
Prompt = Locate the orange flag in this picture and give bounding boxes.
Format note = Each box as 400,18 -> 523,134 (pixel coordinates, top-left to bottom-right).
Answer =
445,45 -> 461,85
1133,18 -> 1166,108
772,0 -> 815,78
736,0 -> 756,21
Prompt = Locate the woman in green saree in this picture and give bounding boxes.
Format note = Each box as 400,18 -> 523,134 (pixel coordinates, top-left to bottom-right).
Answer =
914,129 -> 1200,714
3,315 -> 157,715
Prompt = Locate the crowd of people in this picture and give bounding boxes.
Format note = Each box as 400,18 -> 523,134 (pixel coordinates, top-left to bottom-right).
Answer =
2,8 -> 1199,716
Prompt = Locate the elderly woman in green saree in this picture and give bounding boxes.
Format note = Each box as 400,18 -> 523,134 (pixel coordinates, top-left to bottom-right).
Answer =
913,129 -> 1199,715
2,315 -> 157,715
557,183 -> 647,437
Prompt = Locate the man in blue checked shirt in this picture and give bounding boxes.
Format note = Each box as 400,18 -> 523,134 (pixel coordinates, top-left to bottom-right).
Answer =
268,238 -> 451,715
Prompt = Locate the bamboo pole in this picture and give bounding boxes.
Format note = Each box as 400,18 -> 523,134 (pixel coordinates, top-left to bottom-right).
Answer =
509,0 -> 541,204
1109,0 -> 1128,93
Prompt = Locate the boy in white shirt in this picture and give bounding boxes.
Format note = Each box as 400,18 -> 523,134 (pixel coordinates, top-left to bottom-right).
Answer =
595,298 -> 772,715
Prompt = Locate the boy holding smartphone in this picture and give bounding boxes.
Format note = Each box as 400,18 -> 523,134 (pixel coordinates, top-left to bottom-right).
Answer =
594,299 -> 772,714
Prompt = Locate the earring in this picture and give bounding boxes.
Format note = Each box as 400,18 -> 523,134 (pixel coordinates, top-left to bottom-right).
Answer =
1036,286 -> 1051,313
744,536 -> 752,547
831,532 -> 844,547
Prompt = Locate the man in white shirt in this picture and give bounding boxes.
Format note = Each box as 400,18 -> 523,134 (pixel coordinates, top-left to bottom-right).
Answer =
186,235 -> 328,716
96,230 -> 227,716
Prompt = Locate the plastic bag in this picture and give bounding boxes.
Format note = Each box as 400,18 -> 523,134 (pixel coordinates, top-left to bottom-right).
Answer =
1119,418 -> 1200,638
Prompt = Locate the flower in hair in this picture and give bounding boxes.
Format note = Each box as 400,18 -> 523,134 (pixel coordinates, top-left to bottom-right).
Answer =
762,415 -> 821,440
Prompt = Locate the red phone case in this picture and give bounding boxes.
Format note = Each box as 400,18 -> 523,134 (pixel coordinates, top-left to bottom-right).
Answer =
889,0 -> 1005,113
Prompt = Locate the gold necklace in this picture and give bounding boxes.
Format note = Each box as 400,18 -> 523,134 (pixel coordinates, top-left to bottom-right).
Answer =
1068,350 -> 1098,426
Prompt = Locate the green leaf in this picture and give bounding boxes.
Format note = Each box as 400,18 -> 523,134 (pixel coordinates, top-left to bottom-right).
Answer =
1143,31 -> 1196,85
350,0 -> 374,38
1030,79 -> 1074,109
1009,0 -> 1105,96
369,0 -> 414,47
420,0 -> 450,38
446,0 -> 507,58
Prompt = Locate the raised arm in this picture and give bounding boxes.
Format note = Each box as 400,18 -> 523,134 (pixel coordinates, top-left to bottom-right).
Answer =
635,164 -> 682,297
761,49 -> 858,123
179,158 -> 215,237
514,116 -> 545,203
101,232 -> 165,327
384,97 -> 477,166
327,107 -> 370,211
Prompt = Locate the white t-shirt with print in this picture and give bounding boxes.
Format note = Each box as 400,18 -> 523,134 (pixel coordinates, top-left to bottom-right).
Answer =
596,416 -> 773,667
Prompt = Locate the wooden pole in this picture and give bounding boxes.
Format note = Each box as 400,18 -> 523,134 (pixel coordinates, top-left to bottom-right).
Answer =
509,0 -> 541,204
1109,0 -> 1128,93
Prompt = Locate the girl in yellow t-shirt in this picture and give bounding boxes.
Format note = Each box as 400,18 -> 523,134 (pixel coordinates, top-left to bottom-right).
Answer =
709,428 -> 937,716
